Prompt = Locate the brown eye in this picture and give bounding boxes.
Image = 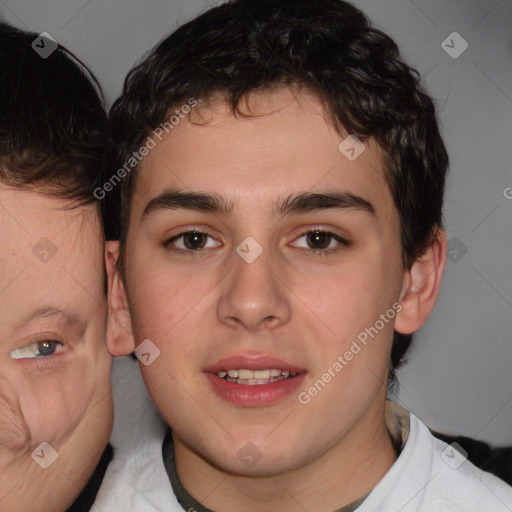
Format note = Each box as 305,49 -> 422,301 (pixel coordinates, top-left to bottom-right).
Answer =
306,231 -> 332,250
291,229 -> 348,252
165,230 -> 220,253
183,231 -> 208,250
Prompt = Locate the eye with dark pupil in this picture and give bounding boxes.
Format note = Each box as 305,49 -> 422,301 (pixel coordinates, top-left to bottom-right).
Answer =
180,231 -> 333,251
184,231 -> 208,250
307,231 -> 330,249
38,341 -> 58,357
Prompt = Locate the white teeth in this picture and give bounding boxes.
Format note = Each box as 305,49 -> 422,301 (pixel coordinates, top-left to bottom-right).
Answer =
237,369 -> 254,379
237,378 -> 273,385
253,369 -> 270,379
217,368 -> 298,381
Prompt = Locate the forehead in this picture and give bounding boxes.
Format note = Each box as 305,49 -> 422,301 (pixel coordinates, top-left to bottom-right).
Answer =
0,187 -> 104,320
132,88 -> 393,221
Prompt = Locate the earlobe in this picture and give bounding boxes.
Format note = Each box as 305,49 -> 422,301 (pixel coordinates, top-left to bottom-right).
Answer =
395,228 -> 447,335
105,241 -> 136,356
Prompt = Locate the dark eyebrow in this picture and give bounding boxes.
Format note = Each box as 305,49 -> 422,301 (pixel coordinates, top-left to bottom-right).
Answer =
141,188 -> 375,219
275,191 -> 375,216
142,189 -> 235,218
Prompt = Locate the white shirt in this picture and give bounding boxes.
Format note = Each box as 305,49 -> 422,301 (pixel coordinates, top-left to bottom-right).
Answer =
92,356 -> 182,512
93,362 -> 512,512
358,401 -> 512,512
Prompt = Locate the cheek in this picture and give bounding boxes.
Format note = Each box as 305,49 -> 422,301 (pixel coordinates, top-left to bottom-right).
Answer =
290,264 -> 382,336
0,374 -> 31,456
18,364 -> 96,445
128,263 -> 218,341
288,259 -> 398,388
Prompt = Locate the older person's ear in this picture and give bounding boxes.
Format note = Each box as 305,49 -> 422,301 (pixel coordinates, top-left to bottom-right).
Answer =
105,241 -> 136,356
395,228 -> 447,335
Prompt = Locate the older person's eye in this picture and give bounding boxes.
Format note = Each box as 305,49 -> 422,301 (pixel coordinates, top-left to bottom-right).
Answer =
9,340 -> 64,359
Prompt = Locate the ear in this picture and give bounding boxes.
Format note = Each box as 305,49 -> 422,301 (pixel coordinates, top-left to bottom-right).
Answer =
105,241 -> 136,356
394,228 -> 447,335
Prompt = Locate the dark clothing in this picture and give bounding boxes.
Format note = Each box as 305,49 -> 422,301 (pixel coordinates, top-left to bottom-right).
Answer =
66,444 -> 113,512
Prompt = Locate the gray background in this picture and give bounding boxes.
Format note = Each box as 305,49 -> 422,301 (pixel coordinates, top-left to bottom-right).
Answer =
2,0 -> 511,445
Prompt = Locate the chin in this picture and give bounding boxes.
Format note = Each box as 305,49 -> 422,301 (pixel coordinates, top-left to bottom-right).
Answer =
200,436 -> 303,476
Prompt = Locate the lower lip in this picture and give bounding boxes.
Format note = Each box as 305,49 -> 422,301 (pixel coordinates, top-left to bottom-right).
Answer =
205,372 -> 306,407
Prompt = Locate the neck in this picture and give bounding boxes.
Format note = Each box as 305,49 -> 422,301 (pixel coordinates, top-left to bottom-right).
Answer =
173,398 -> 397,512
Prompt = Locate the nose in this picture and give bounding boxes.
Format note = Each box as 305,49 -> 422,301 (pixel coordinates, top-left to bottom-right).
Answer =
217,244 -> 291,331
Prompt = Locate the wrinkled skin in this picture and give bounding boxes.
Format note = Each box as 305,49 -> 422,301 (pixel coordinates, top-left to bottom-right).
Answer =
0,188 -> 112,512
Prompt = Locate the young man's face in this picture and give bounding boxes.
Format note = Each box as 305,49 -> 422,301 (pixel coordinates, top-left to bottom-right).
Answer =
0,187 -> 112,511
109,89 -> 433,476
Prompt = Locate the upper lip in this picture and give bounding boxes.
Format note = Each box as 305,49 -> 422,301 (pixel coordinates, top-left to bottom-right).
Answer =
204,354 -> 305,374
